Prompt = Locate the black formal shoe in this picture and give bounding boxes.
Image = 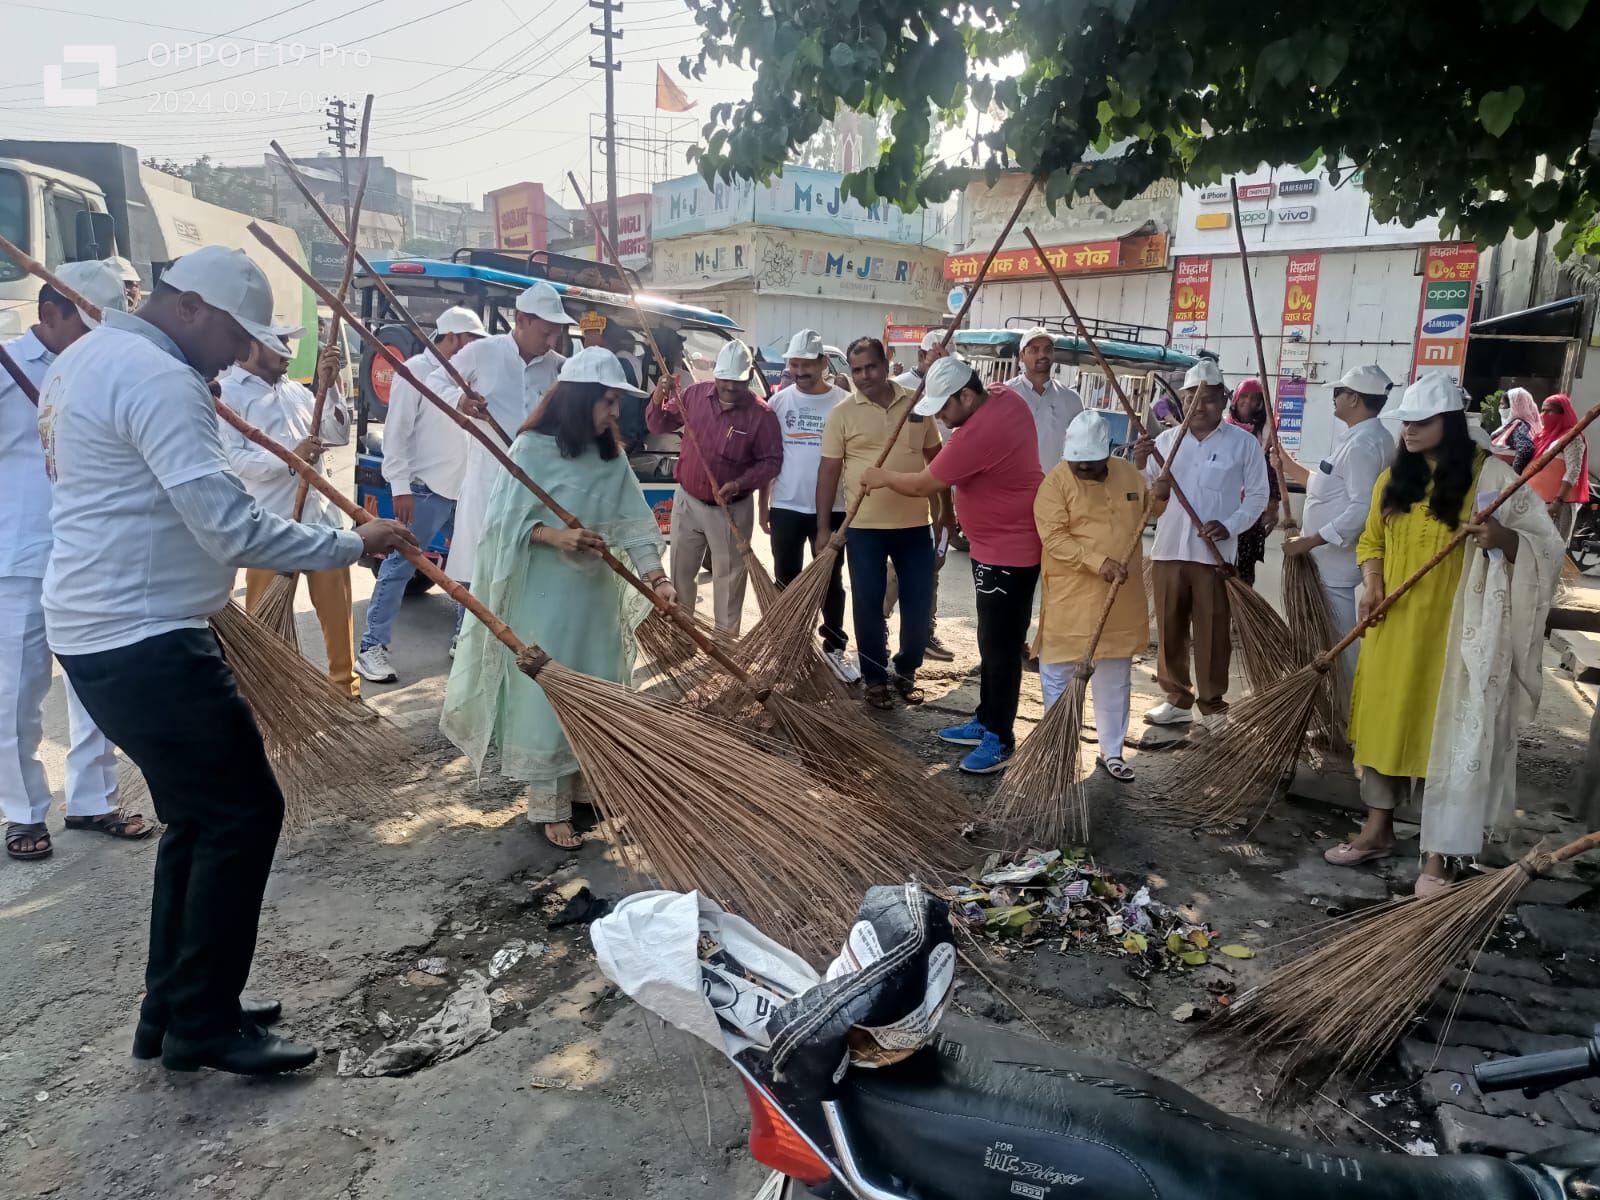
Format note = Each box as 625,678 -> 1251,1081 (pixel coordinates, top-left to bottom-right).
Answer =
132,998 -> 285,1060
161,1024 -> 317,1076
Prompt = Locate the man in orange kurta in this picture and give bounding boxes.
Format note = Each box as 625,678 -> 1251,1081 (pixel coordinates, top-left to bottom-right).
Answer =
1032,410 -> 1151,781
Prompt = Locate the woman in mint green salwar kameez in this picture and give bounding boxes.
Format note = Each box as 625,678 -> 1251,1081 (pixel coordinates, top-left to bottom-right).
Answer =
441,353 -> 674,849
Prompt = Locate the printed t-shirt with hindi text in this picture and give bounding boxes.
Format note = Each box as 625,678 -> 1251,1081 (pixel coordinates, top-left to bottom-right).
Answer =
820,381 -> 942,529
768,382 -> 848,513
927,384 -> 1044,567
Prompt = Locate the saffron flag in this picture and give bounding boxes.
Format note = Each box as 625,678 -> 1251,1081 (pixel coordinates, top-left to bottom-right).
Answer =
655,65 -> 695,112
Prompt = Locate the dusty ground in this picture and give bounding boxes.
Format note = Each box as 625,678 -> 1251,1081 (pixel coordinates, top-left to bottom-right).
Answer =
3,465 -> 1594,1196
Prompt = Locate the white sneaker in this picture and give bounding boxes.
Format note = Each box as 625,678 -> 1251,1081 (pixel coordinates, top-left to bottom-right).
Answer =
355,644 -> 398,683
1143,701 -> 1193,727
824,648 -> 862,684
449,632 -> 459,659
1197,711 -> 1229,737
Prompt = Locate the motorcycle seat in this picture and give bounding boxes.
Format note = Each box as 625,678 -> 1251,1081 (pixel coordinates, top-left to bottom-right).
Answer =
830,1015 -> 1596,1200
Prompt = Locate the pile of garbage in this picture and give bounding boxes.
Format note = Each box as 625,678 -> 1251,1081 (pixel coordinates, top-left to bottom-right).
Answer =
947,849 -> 1256,983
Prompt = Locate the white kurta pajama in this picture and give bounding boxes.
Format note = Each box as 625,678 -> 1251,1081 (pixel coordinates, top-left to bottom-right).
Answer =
1421,456 -> 1564,858
0,330 -> 118,826
431,335 -> 563,584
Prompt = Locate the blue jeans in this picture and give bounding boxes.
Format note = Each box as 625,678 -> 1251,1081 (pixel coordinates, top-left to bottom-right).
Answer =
846,526 -> 934,686
360,483 -> 456,652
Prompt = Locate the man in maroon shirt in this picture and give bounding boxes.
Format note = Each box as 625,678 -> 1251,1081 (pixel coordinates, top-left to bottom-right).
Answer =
647,340 -> 782,634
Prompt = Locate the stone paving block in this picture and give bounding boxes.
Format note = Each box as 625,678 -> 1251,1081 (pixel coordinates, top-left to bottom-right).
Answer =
1518,905 -> 1600,955
1420,1070 -> 1484,1114
1435,1104 -> 1574,1155
1553,955 -> 1600,988
1415,1015 -> 1516,1052
1464,953 -> 1553,983
1420,1068 -> 1578,1127
1428,990 -> 1528,1028
1556,1089 -> 1600,1134
1273,858 -> 1392,903
1398,1039 -> 1492,1079
1518,878 -> 1596,908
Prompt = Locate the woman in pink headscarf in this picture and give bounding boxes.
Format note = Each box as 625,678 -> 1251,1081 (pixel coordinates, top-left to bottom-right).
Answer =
1529,393 -> 1590,541
1224,377 -> 1279,585
1493,387 -> 1541,474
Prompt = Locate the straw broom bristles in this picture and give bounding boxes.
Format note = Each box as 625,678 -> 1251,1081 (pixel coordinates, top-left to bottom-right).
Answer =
1219,830 -> 1600,1093
1280,547 -> 1346,750
249,571 -> 301,647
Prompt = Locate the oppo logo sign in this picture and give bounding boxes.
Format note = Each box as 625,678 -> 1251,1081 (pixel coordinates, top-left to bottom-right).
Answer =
1422,313 -> 1466,336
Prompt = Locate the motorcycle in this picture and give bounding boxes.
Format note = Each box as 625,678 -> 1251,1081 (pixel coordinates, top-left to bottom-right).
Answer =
592,886 -> 1600,1200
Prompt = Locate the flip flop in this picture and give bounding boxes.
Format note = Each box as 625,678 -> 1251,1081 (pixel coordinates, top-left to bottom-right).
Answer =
1099,756 -> 1135,782
1323,842 -> 1393,867
64,811 -> 154,840
5,822 -> 51,861
541,823 -> 583,851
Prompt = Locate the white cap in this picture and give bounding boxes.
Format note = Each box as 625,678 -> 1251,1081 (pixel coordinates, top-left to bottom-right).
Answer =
435,306 -> 487,337
1183,358 -> 1223,390
1019,325 -> 1054,352
785,329 -> 824,360
919,330 -> 944,352
713,339 -> 754,381
1390,371 -> 1470,422
161,246 -> 301,355
55,260 -> 128,328
107,255 -> 140,283
1062,409 -> 1113,462
514,281 -> 576,326
1336,364 -> 1393,396
915,355 -> 979,416
558,346 -> 648,397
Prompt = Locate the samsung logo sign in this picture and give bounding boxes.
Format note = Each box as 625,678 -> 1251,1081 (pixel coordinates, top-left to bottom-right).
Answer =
1422,313 -> 1466,336
1278,179 -> 1319,197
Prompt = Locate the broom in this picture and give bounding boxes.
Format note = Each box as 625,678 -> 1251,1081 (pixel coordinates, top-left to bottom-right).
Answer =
244,223 -> 968,829
252,97 -> 375,646
739,177 -> 1042,694
219,407 -> 961,951
566,172 -> 780,618
0,237 -> 410,831
1228,181 -> 1343,746
988,417 -> 1194,849
1169,398 -> 1600,830
1221,829 -> 1600,1092
1021,227 -> 1297,697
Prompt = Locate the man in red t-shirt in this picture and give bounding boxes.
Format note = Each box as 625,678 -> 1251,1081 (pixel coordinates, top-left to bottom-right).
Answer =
861,357 -> 1043,773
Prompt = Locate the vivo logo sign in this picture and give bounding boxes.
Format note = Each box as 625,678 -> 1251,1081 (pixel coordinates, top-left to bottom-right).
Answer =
1422,313 -> 1466,336
1276,206 -> 1316,224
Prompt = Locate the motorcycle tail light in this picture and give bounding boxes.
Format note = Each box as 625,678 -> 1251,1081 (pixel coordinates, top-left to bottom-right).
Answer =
740,1079 -> 831,1187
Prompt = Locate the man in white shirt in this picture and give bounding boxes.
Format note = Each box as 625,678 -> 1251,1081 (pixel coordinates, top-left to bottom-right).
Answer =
893,329 -> 945,391
357,285 -> 570,683
1272,364 -> 1397,682
218,333 -> 356,695
355,306 -> 485,678
0,261 -> 143,862
1133,358 -> 1269,735
759,329 -> 857,682
42,246 -> 414,1076
1007,326 -> 1082,470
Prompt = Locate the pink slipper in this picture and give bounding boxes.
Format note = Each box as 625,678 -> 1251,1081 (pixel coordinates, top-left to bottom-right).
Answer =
1414,871 -> 1453,900
1323,842 -> 1393,867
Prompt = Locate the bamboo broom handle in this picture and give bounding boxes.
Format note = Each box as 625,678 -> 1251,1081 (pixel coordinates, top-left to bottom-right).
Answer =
565,172 -> 766,570
1228,180 -> 1296,531
292,98 -> 374,523
1021,226 -> 1232,572
0,341 -> 38,406
823,176 -> 1040,547
243,221 -> 766,690
266,141 -> 512,448
1319,399 -> 1600,666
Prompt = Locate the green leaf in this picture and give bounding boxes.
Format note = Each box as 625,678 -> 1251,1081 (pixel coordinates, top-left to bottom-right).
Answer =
1256,38 -> 1302,88
1539,0 -> 1589,28
1219,944 -> 1256,959
1479,87 -> 1526,138
1179,950 -> 1208,966
1166,932 -> 1183,954
1305,34 -> 1349,87
828,42 -> 855,72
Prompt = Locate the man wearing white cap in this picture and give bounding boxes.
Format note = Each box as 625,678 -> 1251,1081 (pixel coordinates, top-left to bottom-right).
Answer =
893,329 -> 946,391
109,255 -> 142,308
861,356 -> 1042,769
1032,410 -> 1150,780
40,246 -> 415,1074
358,306 -> 486,668
1133,357 -> 1269,735
360,283 -> 572,684
1007,326 -> 1082,471
218,326 -> 358,694
0,260 -> 142,862
760,329 -> 856,680
1271,364 -> 1397,683
647,339 -> 782,634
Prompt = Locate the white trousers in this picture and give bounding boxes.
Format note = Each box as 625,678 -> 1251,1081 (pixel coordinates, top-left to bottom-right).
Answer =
1039,657 -> 1133,762
0,576 -> 118,826
1323,581 -> 1359,684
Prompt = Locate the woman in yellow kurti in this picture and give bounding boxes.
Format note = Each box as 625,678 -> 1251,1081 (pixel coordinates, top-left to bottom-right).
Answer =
1033,411 -> 1149,781
1327,374 -> 1563,896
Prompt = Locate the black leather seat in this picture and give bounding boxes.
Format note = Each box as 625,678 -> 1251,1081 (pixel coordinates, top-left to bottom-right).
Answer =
831,1015 -> 1596,1200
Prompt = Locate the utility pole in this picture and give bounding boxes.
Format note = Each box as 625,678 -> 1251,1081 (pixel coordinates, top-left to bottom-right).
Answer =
589,0 -> 622,255
325,96 -> 356,231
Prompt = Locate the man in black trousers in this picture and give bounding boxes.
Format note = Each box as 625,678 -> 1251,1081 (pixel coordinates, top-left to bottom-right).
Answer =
40,246 -> 414,1076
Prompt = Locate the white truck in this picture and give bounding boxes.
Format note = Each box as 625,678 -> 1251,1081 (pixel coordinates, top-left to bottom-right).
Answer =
0,140 -> 317,377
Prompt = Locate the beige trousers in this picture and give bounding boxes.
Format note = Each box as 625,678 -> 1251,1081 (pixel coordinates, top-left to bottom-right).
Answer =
244,566 -> 357,698
669,488 -> 753,635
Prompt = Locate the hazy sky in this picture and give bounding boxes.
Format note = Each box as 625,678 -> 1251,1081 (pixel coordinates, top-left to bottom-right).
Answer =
0,0 -> 752,208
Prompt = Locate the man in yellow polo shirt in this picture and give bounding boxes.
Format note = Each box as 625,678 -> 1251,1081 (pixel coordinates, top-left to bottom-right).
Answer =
817,337 -> 951,709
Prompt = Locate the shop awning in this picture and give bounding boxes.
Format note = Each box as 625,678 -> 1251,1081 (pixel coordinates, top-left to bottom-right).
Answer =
1471,295 -> 1588,339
